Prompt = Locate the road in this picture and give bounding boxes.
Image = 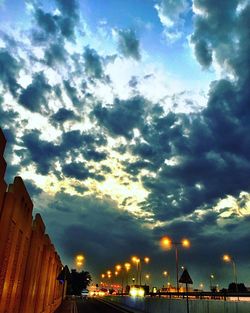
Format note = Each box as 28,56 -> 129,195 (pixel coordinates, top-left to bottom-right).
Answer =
76,297 -> 129,313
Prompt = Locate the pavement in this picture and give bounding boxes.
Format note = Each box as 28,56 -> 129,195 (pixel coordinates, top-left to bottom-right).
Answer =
55,297 -> 78,313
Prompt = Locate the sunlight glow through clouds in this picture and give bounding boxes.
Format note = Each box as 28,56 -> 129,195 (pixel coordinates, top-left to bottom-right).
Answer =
1,0 -> 250,283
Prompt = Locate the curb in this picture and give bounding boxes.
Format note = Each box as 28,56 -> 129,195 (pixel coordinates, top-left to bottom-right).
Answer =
71,300 -> 78,313
55,297 -> 78,313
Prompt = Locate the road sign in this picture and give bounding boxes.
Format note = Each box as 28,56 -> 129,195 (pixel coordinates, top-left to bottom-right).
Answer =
179,269 -> 193,284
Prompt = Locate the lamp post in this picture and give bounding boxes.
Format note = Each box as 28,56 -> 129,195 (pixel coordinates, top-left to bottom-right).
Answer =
107,270 -> 112,289
210,274 -> 215,291
131,256 -> 140,285
124,262 -> 131,291
75,254 -> 84,269
160,236 -> 190,292
115,264 -> 124,293
140,257 -> 150,286
163,271 -> 169,288
223,254 -> 238,294
131,256 -> 150,286
145,274 -> 150,285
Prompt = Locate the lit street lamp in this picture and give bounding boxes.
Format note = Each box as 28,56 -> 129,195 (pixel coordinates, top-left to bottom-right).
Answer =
163,271 -> 169,287
140,257 -> 150,286
124,262 -> 131,288
145,274 -> 150,285
115,264 -> 124,293
131,256 -> 150,285
223,254 -> 238,293
210,274 -> 215,291
75,254 -> 85,268
131,256 -> 140,285
160,236 -> 190,292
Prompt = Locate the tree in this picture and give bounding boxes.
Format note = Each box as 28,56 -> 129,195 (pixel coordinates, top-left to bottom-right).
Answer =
228,282 -> 247,293
67,269 -> 92,295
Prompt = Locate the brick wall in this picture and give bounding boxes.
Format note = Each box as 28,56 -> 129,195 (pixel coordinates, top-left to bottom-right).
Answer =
0,128 -> 64,313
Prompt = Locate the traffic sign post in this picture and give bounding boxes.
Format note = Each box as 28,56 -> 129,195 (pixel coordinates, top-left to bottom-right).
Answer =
179,269 -> 193,313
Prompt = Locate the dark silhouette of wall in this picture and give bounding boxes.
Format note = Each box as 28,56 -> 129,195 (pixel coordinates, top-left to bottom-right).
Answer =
0,128 -> 64,313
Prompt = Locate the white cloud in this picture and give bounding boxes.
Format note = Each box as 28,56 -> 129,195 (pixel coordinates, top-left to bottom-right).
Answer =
155,0 -> 190,42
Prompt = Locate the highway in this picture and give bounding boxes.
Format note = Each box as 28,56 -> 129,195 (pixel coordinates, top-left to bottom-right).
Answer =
76,297 -> 131,313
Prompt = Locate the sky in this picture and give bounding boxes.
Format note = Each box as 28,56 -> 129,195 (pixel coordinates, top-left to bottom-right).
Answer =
0,0 -> 250,290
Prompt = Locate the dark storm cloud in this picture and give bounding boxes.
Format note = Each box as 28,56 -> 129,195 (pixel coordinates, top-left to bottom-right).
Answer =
92,96 -> 146,139
0,102 -> 19,127
128,76 -> 138,88
191,0 -> 239,72
35,8 -> 57,35
62,162 -> 92,180
117,29 -> 141,60
60,129 -> 107,151
24,179 -> 43,197
49,108 -> 80,126
1,126 -> 22,183
117,2 -> 250,225
83,47 -> 104,79
44,42 -> 68,67
63,80 -> 81,106
193,39 -> 212,68
43,192 -> 156,270
19,72 -> 52,113
62,162 -> 105,181
21,130 -> 60,175
136,102 -> 250,220
20,128 -> 108,177
0,49 -> 21,96
0,107 -> 23,183
125,110 -> 185,173
55,0 -> 79,20
83,150 -> 107,162
73,184 -> 88,194
123,160 -> 152,176
33,0 -> 79,42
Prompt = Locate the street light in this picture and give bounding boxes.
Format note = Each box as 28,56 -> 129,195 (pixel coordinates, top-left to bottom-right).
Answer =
199,283 -> 204,291
145,274 -> 150,285
223,254 -> 238,293
210,274 -> 215,291
124,262 -> 131,289
160,236 -> 190,292
131,256 -> 140,285
140,257 -> 150,286
163,271 -> 169,288
115,264 -> 124,293
131,256 -> 150,285
75,254 -> 85,268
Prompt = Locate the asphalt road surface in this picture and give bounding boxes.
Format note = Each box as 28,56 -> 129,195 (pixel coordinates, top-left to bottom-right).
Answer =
76,298 -> 130,313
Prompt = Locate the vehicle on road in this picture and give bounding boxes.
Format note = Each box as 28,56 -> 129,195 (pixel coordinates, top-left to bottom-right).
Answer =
81,289 -> 89,299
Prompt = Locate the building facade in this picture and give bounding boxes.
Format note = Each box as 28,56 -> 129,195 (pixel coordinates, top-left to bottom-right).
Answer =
0,128 -> 65,313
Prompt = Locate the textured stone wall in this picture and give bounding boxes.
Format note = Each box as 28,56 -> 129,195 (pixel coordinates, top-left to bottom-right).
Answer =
0,128 -> 64,313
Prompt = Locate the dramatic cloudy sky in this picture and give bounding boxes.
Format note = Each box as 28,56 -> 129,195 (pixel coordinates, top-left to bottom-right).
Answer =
1,0 -> 250,289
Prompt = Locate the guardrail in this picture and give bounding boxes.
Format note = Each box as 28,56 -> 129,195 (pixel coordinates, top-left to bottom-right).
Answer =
148,291 -> 250,300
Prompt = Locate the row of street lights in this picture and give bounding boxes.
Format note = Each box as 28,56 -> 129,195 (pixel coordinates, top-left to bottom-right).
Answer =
101,262 -> 132,292
101,256 -> 150,292
160,236 -> 239,292
131,256 -> 150,285
75,242 -> 238,293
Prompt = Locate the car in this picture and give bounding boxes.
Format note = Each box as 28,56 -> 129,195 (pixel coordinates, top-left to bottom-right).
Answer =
81,289 -> 89,299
